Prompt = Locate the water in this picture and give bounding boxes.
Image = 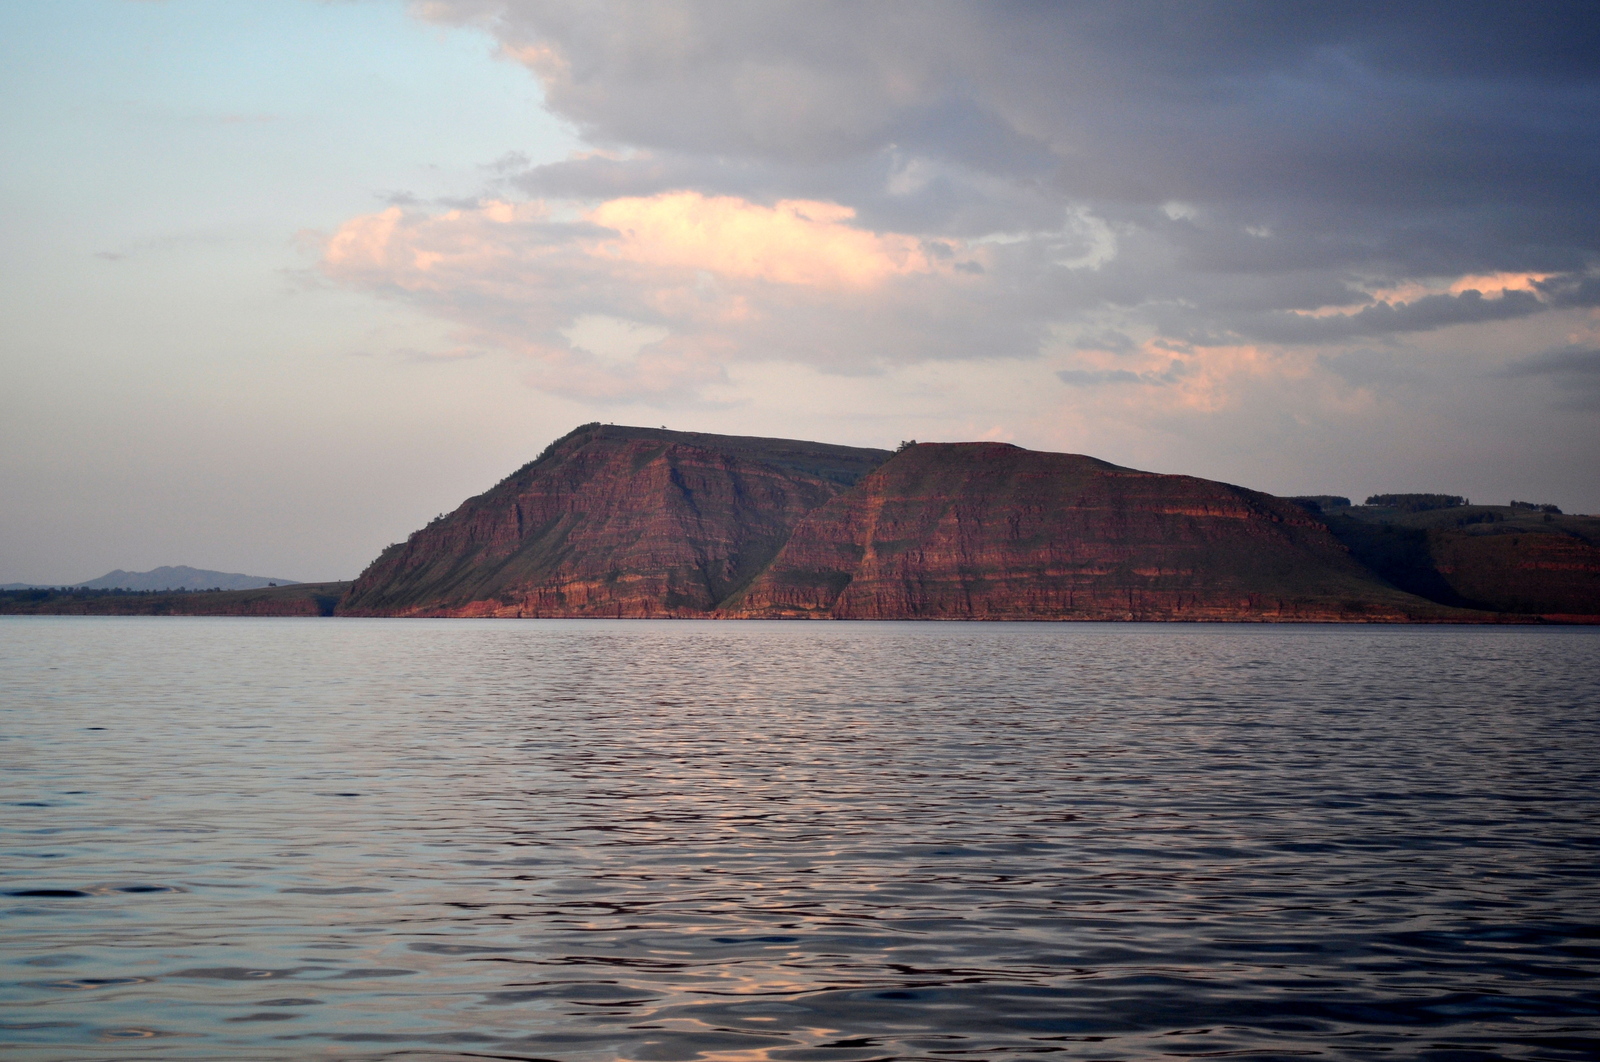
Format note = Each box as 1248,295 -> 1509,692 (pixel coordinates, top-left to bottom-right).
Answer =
2,618 -> 1598,1061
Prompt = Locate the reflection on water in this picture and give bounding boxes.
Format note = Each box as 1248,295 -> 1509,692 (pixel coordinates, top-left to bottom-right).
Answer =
2,617 -> 1598,1060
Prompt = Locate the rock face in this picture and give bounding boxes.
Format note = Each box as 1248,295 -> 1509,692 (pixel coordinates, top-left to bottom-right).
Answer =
337,425 -> 1592,622
1322,506 -> 1600,618
337,424 -> 891,618
721,442 -> 1457,621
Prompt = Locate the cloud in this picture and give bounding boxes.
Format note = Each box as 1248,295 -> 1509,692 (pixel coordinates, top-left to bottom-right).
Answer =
587,192 -> 943,288
318,191 -> 1026,400
1070,329 -> 1136,353
423,2 -> 1600,224
1054,338 -> 1307,414
1058,363 -> 1182,388
1502,347 -> 1600,378
333,0 -> 1600,454
1534,271 -> 1600,308
1499,346 -> 1600,409
1246,288 -> 1547,344
562,314 -> 668,362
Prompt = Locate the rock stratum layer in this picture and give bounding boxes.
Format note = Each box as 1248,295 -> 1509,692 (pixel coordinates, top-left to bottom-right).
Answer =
336,424 -> 1597,622
721,443 -> 1458,621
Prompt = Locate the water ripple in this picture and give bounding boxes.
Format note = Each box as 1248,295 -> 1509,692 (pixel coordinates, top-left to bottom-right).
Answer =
1,617 -> 1597,1060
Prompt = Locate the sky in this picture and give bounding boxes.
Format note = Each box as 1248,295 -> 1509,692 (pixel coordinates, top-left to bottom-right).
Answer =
3,1 -> 1598,584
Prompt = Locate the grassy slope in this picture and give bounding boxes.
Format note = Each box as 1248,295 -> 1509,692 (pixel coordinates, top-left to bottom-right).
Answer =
1324,507 -> 1600,616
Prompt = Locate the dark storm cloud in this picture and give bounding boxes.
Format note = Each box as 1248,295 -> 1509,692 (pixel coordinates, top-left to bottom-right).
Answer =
1535,272 -> 1600,308
418,0 -> 1600,344
1244,289 -> 1548,345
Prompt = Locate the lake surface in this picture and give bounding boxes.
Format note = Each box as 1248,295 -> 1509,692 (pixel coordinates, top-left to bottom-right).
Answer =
2,618 -> 1598,1061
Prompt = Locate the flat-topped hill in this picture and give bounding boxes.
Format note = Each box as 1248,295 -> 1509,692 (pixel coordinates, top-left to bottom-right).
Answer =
336,427 -> 1528,622
549,424 -> 891,486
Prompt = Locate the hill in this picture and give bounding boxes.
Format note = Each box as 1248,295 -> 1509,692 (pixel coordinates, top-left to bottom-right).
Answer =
338,424 -> 891,617
338,426 -> 1516,622
1318,504 -> 1600,618
721,442 -> 1466,621
19,426 -> 1586,623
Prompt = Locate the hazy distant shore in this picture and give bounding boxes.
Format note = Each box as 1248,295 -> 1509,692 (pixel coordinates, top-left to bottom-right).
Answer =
3,587 -> 1595,623
0,583 -> 350,617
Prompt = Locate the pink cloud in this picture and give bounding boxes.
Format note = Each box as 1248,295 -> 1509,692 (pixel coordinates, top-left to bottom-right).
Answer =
317,191 -> 1003,403
1294,271 -> 1556,320
586,192 -> 941,288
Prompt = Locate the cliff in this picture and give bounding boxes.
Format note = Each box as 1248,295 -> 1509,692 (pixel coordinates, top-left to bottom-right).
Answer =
721,442 -> 1466,622
337,424 -> 891,618
329,425 -> 1594,623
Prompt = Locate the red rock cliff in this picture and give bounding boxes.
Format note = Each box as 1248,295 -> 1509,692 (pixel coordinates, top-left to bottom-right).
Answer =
721,442 -> 1462,621
337,425 -> 890,618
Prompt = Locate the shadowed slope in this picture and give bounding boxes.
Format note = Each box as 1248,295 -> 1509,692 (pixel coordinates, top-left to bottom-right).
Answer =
338,425 -> 891,618
722,443 -> 1469,621
1324,506 -> 1600,618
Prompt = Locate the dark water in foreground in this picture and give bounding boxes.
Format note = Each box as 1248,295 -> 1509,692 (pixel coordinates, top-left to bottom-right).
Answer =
2,619 -> 1598,1061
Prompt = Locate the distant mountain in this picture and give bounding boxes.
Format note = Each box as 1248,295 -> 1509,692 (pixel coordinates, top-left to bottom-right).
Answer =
73,566 -> 299,591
